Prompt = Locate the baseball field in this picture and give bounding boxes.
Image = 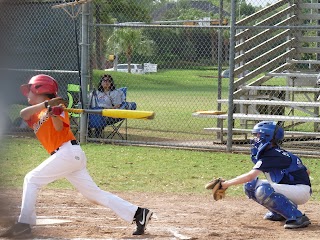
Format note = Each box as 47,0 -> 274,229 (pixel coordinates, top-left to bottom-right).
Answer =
1,137 -> 320,239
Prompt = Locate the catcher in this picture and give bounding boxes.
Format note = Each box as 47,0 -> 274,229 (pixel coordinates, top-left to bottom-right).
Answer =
205,121 -> 312,229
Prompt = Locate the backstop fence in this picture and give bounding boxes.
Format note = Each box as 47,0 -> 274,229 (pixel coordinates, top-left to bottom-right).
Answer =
2,0 -> 320,157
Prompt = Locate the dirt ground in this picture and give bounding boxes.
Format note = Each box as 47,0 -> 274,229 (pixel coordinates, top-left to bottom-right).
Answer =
0,189 -> 319,240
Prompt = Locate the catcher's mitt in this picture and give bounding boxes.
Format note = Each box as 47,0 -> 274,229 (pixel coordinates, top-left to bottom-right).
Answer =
205,177 -> 227,201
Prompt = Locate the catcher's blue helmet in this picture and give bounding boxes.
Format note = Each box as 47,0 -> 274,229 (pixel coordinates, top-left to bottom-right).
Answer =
252,121 -> 284,143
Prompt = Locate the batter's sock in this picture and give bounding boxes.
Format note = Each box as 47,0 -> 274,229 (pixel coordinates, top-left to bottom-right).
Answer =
134,207 -> 142,219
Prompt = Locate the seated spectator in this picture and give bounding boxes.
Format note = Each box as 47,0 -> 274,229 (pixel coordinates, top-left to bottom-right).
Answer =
88,74 -> 124,138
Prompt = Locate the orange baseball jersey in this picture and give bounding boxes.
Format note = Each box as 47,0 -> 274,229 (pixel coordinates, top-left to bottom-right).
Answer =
26,109 -> 76,154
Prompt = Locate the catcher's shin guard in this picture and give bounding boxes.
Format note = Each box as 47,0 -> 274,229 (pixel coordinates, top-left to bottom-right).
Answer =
255,183 -> 302,221
244,178 -> 258,200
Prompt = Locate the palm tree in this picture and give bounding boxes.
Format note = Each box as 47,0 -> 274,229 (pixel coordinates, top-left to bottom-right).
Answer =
107,28 -> 154,73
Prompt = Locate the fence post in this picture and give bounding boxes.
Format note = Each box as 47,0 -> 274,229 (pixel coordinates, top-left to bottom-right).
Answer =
79,2 -> 91,143
226,0 -> 237,152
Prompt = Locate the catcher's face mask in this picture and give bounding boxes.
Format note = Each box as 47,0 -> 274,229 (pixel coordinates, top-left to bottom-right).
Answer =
251,132 -> 263,147
250,133 -> 261,155
252,132 -> 260,141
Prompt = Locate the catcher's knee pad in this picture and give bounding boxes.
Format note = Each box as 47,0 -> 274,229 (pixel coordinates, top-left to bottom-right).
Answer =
244,178 -> 258,200
255,184 -> 302,220
255,183 -> 274,203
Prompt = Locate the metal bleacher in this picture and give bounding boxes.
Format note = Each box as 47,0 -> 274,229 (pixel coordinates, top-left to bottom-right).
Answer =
194,0 -> 320,142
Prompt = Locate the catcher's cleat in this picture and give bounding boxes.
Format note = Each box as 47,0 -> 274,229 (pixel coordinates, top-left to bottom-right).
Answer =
264,211 -> 286,221
0,222 -> 32,238
284,214 -> 311,229
133,208 -> 153,235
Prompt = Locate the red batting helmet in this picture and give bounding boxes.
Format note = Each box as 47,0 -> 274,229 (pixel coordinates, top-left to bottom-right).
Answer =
20,74 -> 58,97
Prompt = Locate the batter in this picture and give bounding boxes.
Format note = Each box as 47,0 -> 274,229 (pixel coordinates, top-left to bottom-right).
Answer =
0,74 -> 153,238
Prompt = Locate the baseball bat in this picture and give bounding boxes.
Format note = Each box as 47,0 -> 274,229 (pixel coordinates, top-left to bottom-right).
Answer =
65,108 -> 155,120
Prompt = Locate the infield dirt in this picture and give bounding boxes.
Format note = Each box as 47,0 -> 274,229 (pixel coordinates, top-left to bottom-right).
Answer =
0,189 -> 319,239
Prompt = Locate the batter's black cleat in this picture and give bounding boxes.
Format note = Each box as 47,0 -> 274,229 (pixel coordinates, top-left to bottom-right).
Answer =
0,222 -> 32,238
284,214 -> 311,229
133,208 -> 153,235
264,211 -> 286,221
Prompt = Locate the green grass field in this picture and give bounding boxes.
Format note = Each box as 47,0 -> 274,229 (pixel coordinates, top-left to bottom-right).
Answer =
1,137 -> 319,201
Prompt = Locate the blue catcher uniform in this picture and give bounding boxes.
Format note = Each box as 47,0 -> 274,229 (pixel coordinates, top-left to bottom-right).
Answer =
244,121 -> 311,228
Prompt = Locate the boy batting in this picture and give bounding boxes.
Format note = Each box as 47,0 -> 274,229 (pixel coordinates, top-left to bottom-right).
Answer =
0,74 -> 153,238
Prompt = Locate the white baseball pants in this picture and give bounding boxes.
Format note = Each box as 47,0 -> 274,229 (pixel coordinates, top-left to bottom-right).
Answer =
257,178 -> 311,205
18,141 -> 138,225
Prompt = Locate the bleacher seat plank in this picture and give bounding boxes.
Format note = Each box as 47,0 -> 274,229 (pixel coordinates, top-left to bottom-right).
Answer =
217,99 -> 320,107
241,85 -> 320,92
266,72 -> 318,78
288,59 -> 320,64
203,127 -> 320,136
192,113 -> 320,123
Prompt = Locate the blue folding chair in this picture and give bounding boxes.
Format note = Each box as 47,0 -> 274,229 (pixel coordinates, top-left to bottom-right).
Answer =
105,87 -> 137,140
88,87 -> 137,140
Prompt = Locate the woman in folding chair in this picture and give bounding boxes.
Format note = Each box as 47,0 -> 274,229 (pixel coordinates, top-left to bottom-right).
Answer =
88,74 -> 124,138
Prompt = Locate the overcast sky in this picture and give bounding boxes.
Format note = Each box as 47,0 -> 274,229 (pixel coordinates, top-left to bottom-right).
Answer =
246,0 -> 278,7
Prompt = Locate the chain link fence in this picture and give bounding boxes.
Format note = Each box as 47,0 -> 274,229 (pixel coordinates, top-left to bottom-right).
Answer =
0,0 -> 82,135
2,0 -> 320,156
